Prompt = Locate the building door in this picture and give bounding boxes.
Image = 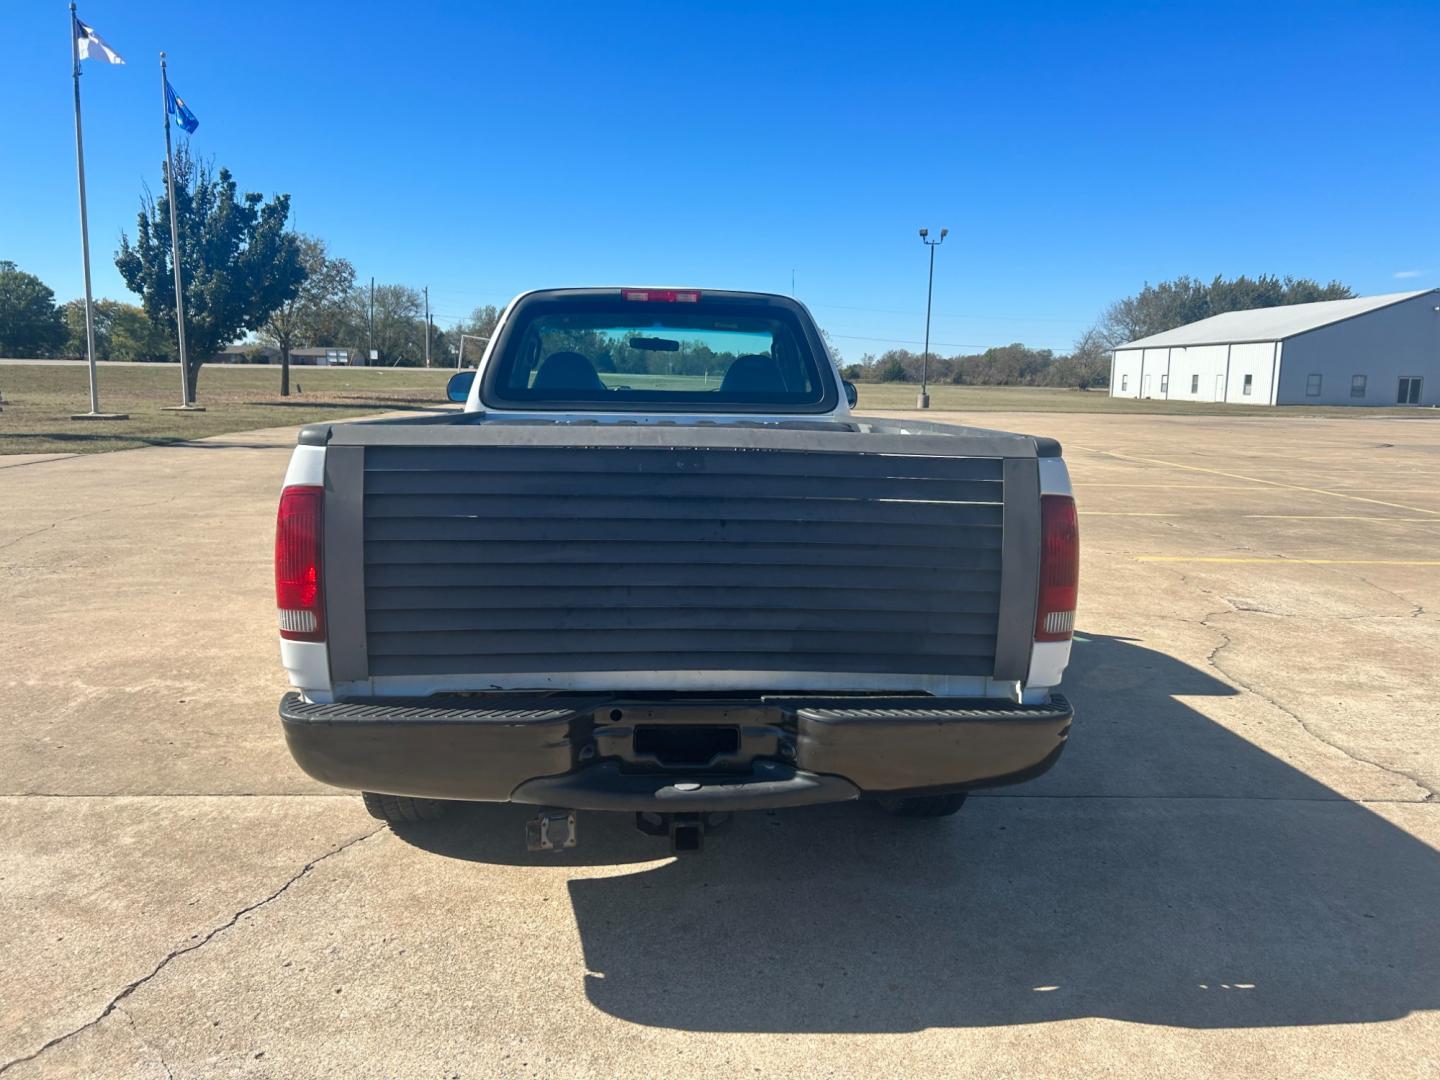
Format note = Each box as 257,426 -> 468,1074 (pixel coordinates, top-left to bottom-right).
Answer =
1397,377 -> 1423,405
1142,374 -> 1151,398
1215,374 -> 1225,402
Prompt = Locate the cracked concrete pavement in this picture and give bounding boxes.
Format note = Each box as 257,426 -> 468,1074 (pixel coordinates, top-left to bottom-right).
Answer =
1,412 -> 1438,1078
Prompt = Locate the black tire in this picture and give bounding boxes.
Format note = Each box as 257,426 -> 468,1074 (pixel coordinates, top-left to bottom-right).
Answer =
875,793 -> 969,818
361,791 -> 448,823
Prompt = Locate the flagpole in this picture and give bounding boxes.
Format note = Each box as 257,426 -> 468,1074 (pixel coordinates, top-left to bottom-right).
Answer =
160,52 -> 201,411
68,3 -> 126,422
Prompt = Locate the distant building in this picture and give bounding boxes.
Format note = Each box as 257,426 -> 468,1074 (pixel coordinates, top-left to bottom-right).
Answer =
212,345 -> 280,364
1110,290 -> 1438,406
289,347 -> 366,367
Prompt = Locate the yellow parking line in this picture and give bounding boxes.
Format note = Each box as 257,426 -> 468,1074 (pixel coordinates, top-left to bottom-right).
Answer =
1082,513 -> 1437,521
1137,557 -> 1440,565
1086,512 -> 1437,522
1244,515 -> 1439,522
1071,445 -> 1440,517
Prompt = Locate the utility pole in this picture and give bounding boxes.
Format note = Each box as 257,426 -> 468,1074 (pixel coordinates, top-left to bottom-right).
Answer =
423,286 -> 431,368
367,276 -> 375,365
917,227 -> 948,410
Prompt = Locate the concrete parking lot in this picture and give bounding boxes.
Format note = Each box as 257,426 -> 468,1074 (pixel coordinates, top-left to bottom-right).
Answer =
2,410 -> 1437,1078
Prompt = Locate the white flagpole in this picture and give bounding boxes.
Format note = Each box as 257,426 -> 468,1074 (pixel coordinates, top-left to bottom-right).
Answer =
160,52 -> 201,411
69,3 -> 126,422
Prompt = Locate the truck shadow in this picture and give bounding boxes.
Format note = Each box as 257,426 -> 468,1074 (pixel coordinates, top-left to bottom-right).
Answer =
394,632 -> 1440,1032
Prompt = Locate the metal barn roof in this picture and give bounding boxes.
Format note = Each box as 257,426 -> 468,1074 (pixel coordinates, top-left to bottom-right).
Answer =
1116,289 -> 1436,349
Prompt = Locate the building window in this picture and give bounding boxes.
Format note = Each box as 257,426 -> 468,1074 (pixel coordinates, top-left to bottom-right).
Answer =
1190,374 -> 1199,393
1160,374 -> 1168,393
1306,374 -> 1322,397
1351,375 -> 1367,399
1243,374 -> 1253,396
1121,375 -> 1128,391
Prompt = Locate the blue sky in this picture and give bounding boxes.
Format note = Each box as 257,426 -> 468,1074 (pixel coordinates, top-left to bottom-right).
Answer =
4,1 -> 1437,359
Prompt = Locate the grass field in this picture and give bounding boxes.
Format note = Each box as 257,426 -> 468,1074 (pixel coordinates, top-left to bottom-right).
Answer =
0,363 -> 455,455
3,362 -> 1436,456
851,381 -> 1440,416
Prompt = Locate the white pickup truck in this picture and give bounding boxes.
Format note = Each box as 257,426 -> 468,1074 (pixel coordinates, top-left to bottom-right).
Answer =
275,287 -> 1077,852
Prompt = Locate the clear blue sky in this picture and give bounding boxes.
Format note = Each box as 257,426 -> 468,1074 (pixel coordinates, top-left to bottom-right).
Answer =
4,1 -> 1437,360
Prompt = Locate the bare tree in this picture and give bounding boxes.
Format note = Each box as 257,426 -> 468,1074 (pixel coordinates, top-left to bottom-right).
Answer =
261,235 -> 356,395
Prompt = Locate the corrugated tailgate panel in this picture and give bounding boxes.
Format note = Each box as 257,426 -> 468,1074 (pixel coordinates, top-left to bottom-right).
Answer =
361,445 -> 1003,677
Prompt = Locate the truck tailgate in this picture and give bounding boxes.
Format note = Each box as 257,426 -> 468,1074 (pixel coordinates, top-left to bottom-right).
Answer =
313,420 -> 1042,692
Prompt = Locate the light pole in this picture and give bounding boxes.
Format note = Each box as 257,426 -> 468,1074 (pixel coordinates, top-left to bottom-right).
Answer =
917,227 -> 947,409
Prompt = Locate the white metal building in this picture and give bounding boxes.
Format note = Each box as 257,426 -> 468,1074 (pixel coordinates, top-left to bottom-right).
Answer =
1110,289 -> 1439,406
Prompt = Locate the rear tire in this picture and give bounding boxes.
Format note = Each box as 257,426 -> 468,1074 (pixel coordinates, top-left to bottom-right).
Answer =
875,793 -> 968,818
362,791 -> 448,823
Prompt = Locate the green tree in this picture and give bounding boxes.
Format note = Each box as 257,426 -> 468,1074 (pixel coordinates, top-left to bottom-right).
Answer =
0,261 -> 65,358
874,351 -> 913,382
107,302 -> 174,361
957,343 -> 1055,386
1098,274 -> 1354,347
339,283 -> 424,365
115,145 -> 305,400
61,298 -> 177,362
62,298 -> 109,359
260,235 -> 356,394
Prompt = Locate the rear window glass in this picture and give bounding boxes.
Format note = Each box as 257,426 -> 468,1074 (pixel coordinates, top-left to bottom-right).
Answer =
483,299 -> 829,410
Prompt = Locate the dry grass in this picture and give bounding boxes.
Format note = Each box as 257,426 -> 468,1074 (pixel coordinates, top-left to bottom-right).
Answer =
3,363 -> 1434,456
0,362 -> 455,455
852,381 -> 1440,416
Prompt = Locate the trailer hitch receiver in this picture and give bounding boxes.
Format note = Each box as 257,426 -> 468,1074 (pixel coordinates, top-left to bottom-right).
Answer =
634,810 -> 731,854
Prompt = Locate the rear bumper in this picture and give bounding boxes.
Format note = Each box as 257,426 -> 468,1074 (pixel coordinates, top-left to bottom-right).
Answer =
279,692 -> 1071,810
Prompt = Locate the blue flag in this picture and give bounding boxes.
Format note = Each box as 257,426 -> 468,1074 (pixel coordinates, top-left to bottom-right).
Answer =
165,79 -> 199,134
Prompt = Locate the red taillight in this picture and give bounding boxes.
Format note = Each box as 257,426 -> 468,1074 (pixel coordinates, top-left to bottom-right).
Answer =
621,289 -> 700,303
1035,494 -> 1078,642
275,485 -> 324,642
